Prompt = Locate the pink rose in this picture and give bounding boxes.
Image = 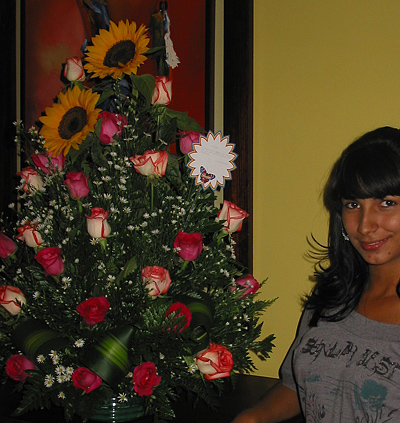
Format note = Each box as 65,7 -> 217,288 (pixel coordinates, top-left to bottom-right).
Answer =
173,231 -> 203,261
231,274 -> 261,298
165,302 -> 192,333
64,56 -> 85,82
142,265 -> 171,297
31,152 -> 65,174
179,131 -> 200,154
217,200 -> 249,233
34,247 -> 64,276
85,208 -> 111,238
18,167 -> 43,194
5,355 -> 35,381
130,150 -> 168,177
64,172 -> 89,199
152,76 -> 172,105
16,222 -> 43,248
196,343 -> 233,381
98,111 -> 127,145
72,367 -> 102,393
0,230 -> 17,258
76,296 -> 110,325
132,362 -> 161,396
0,285 -> 26,316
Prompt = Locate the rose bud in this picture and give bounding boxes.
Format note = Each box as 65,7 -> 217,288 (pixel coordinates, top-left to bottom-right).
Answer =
130,150 -> 168,178
76,296 -> 110,325
34,247 -> 64,276
0,285 -> 26,315
152,76 -> 172,105
64,172 -> 89,199
133,362 -> 161,397
72,367 -> 101,393
98,111 -> 127,145
31,152 -> 65,174
0,230 -> 17,258
16,222 -> 43,248
179,131 -> 200,154
6,355 -> 35,381
18,166 -> 43,194
196,343 -> 233,380
64,56 -> 85,82
142,265 -> 172,297
85,208 -> 111,238
217,200 -> 249,233
173,231 -> 203,261
231,274 -> 261,298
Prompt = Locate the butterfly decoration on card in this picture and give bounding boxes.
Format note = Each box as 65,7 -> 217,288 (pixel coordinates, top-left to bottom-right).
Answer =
187,131 -> 237,190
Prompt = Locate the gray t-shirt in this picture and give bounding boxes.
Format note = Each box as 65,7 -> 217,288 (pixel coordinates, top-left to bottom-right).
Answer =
281,309 -> 400,422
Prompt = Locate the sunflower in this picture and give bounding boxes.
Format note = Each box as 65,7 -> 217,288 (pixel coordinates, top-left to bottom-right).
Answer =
39,86 -> 101,156
84,20 -> 150,79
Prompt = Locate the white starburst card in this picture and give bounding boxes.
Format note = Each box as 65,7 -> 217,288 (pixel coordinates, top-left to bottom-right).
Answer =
187,131 -> 237,190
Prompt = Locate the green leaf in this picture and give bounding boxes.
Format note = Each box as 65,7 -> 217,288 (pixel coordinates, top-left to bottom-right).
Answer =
117,256 -> 138,283
165,109 -> 205,132
131,74 -> 156,105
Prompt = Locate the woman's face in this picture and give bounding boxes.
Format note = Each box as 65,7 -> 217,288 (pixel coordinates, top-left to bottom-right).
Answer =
342,196 -> 400,272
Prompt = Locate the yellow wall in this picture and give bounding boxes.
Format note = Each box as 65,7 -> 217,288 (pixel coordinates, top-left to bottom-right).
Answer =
253,1 -> 400,377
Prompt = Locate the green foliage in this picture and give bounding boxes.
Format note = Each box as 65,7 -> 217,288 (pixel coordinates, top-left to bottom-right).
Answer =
0,54 -> 275,423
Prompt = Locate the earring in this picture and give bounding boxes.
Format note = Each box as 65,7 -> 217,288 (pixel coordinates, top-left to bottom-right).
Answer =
341,228 -> 350,241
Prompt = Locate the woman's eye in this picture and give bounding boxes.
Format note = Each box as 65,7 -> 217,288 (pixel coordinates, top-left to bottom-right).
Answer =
343,201 -> 358,209
381,199 -> 396,207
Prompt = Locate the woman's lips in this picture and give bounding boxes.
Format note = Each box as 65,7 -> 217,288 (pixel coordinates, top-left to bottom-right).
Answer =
360,238 -> 389,251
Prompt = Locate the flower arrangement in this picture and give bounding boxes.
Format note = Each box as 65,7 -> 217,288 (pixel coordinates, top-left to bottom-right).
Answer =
0,19 -> 275,422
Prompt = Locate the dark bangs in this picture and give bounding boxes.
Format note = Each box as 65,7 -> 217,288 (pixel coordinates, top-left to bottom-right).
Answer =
324,127 -> 400,213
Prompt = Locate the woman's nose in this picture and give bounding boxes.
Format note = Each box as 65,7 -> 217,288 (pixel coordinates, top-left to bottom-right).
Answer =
357,208 -> 379,235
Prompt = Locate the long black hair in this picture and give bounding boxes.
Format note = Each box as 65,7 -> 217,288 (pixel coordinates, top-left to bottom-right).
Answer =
306,126 -> 400,326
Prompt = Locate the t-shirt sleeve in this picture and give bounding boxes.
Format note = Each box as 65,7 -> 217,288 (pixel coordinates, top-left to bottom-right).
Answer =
279,308 -> 313,391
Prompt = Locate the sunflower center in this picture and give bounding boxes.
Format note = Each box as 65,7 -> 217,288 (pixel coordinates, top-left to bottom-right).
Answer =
103,40 -> 136,68
58,107 -> 88,140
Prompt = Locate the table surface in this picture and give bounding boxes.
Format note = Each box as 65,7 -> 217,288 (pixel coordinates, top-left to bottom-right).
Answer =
0,375 -> 304,423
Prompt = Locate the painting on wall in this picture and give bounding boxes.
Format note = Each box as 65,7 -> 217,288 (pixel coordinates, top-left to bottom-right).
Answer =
23,0 -> 208,130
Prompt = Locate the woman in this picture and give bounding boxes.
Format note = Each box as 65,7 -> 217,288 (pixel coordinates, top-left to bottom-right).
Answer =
233,126 -> 400,423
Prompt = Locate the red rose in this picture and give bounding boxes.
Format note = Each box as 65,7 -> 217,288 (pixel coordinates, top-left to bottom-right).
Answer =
76,296 -> 110,326
6,354 -> 35,381
72,367 -> 102,393
0,230 -> 17,258
196,343 -> 233,380
0,285 -> 26,316
130,150 -> 168,177
151,76 -> 172,105
32,152 -> 65,174
231,274 -> 261,298
64,172 -> 89,199
34,247 -> 64,276
98,111 -> 127,145
173,231 -> 203,261
165,302 -> 192,333
16,222 -> 43,248
179,131 -> 200,154
85,208 -> 111,238
18,166 -> 43,194
142,265 -> 172,297
132,362 -> 161,396
64,56 -> 85,82
217,200 -> 249,233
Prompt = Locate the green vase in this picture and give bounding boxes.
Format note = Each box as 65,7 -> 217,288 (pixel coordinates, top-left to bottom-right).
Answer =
90,396 -> 146,422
